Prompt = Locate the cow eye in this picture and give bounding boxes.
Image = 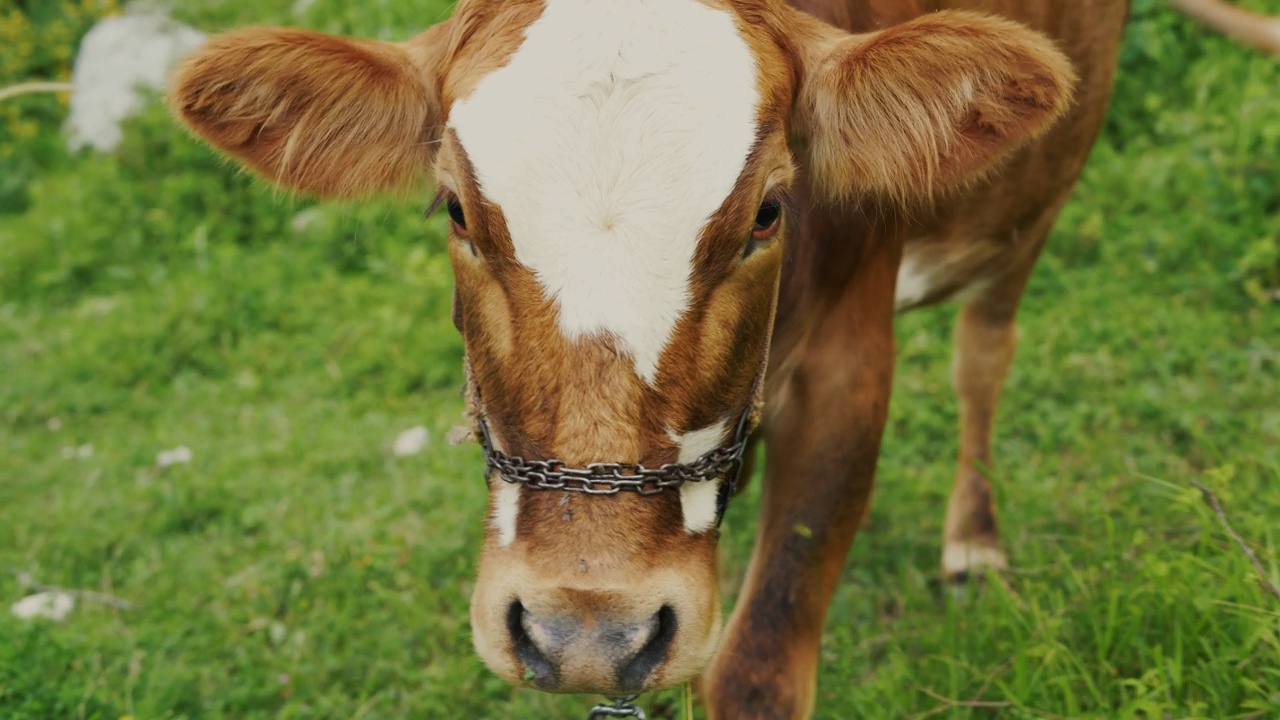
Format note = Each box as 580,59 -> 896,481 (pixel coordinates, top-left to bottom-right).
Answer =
427,189 -> 472,244
754,199 -> 781,233
744,198 -> 782,258
447,197 -> 468,233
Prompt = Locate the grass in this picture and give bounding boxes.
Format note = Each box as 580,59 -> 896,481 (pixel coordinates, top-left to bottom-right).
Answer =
1,0 -> 1279,718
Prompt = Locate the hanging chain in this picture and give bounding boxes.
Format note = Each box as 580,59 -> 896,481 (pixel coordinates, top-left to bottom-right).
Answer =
477,403 -> 752,497
586,696 -> 647,719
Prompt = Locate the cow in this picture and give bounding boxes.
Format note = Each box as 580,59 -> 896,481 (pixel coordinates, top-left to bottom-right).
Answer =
167,0 -> 1129,716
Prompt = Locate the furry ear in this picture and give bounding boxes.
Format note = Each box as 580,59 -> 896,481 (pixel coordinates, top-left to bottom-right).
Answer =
168,23 -> 452,198
793,10 -> 1077,203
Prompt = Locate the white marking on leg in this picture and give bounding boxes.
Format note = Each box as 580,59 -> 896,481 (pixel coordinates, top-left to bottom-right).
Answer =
670,420 -> 729,533
941,541 -> 1008,577
448,0 -> 760,383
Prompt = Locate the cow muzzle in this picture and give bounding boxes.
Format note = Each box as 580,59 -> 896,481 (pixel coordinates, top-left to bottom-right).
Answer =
470,552 -> 723,695
508,592 -> 675,693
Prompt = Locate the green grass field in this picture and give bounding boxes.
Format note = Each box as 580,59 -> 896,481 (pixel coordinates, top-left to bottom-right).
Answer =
2,0 -> 1279,718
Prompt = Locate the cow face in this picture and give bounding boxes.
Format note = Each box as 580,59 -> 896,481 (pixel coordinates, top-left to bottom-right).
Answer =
169,0 -> 1072,695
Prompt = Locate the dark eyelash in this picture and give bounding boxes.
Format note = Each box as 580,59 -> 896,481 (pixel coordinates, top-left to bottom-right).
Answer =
424,189 -> 448,219
772,188 -> 797,220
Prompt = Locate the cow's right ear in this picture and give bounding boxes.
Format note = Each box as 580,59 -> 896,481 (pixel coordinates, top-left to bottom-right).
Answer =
168,22 -> 453,198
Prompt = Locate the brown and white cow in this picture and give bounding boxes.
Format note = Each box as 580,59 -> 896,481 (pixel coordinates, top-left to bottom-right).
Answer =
168,0 -> 1127,716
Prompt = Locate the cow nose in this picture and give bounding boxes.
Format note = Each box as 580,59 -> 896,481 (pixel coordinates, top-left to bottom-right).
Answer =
507,599 -> 677,693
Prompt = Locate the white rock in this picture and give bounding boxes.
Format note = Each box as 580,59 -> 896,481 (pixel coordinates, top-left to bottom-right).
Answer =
269,621 -> 288,646
156,445 -> 193,468
290,208 -> 324,235
65,7 -> 207,153
62,443 -> 94,459
392,426 -> 430,457
10,592 -> 76,622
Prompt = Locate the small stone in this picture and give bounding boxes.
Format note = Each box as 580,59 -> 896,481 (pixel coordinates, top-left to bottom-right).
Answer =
289,208 -> 324,235
10,592 -> 76,622
269,621 -> 288,646
63,444 -> 94,460
156,445 -> 193,468
392,426 -> 430,457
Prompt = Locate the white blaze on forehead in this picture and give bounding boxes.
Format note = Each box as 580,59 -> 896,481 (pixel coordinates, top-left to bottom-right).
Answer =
448,0 -> 761,383
671,420 -> 730,533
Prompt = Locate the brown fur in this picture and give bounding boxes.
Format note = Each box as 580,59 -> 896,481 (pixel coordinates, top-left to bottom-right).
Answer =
438,0 -> 547,107
701,3 -> 1126,716
793,9 -> 1077,203
168,24 -> 454,197
168,0 -> 1127,714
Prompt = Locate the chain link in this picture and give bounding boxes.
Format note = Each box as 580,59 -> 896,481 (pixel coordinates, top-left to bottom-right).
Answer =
483,434 -> 747,495
463,344 -> 764,510
586,696 -> 647,719
476,403 -> 752,498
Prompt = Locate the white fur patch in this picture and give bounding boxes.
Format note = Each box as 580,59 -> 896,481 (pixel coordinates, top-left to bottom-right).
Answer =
671,420 -> 729,533
492,482 -> 520,547
894,253 -> 933,309
895,245 -> 994,311
941,541 -> 1008,576
448,0 -> 760,383
484,425 -> 520,547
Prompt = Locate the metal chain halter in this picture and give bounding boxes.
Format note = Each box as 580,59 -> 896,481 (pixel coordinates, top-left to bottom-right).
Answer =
586,696 -> 647,719
465,356 -> 764,528
475,401 -> 753,496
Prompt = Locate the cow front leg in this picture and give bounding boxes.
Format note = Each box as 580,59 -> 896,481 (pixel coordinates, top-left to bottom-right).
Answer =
705,308 -> 895,719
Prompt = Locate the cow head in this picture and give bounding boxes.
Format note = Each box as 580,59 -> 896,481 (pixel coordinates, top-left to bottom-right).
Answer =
169,0 -> 1073,696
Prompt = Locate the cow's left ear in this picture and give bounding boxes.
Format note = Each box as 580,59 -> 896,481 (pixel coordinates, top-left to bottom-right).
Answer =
791,10 -> 1077,203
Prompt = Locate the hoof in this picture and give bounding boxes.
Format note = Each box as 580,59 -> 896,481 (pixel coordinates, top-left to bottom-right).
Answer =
944,572 -> 986,604
941,541 -> 1007,586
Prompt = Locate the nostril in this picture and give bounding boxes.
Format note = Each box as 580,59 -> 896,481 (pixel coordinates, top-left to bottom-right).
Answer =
507,600 -> 556,688
616,605 -> 677,692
